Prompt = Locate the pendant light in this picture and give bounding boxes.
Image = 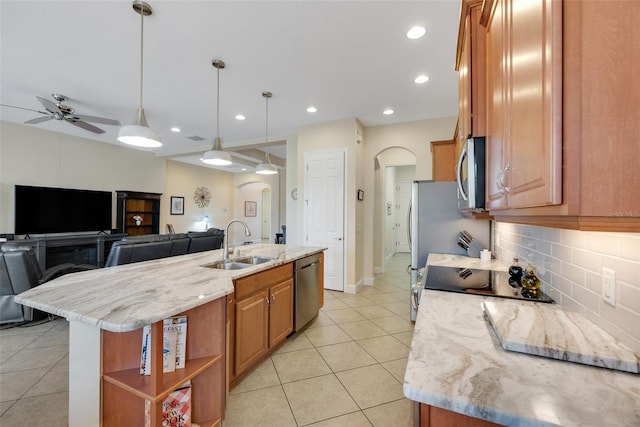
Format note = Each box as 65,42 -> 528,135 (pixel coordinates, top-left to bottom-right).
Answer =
255,91 -> 278,175
201,60 -> 232,166
118,1 -> 162,148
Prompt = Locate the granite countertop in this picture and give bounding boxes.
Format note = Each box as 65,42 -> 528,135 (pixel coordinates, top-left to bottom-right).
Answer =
15,243 -> 324,333
403,254 -> 640,426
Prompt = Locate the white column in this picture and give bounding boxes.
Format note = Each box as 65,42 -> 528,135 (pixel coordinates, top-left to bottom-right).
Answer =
68,320 -> 101,427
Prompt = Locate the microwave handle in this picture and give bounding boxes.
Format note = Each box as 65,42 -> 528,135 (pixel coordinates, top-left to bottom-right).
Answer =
456,144 -> 468,201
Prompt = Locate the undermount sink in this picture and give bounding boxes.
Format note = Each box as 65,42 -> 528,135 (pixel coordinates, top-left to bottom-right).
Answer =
202,255 -> 277,270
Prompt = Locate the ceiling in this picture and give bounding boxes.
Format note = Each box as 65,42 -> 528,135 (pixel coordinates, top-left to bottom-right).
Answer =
0,1 -> 460,173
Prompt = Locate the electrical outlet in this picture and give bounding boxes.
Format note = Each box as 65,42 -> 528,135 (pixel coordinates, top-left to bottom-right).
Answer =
602,267 -> 616,307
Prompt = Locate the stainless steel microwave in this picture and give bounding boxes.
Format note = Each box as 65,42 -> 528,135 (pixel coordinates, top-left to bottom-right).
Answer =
456,136 -> 486,211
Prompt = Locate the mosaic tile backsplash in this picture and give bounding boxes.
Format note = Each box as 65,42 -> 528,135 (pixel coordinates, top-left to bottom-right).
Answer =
493,222 -> 640,352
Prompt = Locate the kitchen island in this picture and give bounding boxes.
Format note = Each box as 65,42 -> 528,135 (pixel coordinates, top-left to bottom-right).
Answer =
15,243 -> 325,427
404,254 -> 640,426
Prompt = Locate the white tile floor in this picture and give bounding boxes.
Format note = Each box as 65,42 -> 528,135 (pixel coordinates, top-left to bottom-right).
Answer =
0,253 -> 414,426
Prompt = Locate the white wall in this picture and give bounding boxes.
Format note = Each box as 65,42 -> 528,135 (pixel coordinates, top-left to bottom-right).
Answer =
163,160 -> 234,234
233,171 -> 280,245
364,116 -> 457,279
0,121 -> 166,234
285,136 -> 298,245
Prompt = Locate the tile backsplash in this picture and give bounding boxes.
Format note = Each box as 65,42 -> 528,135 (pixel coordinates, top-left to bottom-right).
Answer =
493,222 -> 640,353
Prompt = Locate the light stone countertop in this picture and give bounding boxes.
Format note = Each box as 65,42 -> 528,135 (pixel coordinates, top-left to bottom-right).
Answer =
403,254 -> 640,426
15,243 -> 325,333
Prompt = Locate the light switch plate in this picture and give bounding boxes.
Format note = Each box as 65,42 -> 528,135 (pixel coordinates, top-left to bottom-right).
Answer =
602,267 -> 616,307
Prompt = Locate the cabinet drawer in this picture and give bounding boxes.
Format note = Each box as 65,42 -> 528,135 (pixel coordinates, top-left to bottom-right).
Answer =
234,263 -> 293,300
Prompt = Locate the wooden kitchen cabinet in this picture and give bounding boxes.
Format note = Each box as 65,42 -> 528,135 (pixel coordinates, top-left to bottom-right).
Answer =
431,140 -> 457,182
482,0 -> 640,230
482,0 -> 562,211
456,0 -> 486,155
415,402 -> 501,427
230,263 -> 294,385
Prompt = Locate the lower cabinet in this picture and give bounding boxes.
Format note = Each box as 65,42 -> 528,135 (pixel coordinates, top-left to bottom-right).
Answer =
230,263 -> 294,384
415,402 -> 502,427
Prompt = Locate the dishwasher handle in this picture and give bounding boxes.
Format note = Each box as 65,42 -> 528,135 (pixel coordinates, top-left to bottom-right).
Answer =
300,261 -> 319,270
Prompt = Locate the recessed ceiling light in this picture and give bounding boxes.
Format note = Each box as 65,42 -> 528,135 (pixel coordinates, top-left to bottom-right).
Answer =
407,26 -> 426,40
306,106 -> 317,113
415,75 -> 430,84
235,114 -> 246,120
383,109 -> 394,115
170,127 -> 181,132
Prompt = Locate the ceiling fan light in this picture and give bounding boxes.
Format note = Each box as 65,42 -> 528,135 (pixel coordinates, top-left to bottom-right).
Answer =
256,162 -> 278,175
202,149 -> 232,165
118,108 -> 162,147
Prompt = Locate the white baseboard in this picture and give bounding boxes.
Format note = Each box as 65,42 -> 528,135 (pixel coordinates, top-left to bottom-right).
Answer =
373,266 -> 384,274
362,276 -> 374,285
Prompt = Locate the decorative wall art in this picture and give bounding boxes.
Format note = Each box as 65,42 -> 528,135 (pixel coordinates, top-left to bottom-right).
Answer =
193,187 -> 211,208
244,201 -> 257,217
170,196 -> 185,215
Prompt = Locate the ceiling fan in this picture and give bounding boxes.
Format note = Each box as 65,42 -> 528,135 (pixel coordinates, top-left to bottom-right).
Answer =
1,93 -> 121,134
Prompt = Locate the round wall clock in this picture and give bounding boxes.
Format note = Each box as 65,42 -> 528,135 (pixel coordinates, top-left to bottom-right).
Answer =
291,188 -> 298,201
194,187 -> 211,208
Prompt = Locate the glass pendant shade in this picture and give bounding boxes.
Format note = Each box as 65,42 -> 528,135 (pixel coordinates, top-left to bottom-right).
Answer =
118,107 -> 162,148
256,158 -> 278,174
202,137 -> 232,165
256,91 -> 278,175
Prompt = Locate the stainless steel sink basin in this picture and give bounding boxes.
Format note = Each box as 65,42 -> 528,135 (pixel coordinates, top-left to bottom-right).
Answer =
203,261 -> 252,270
202,255 -> 277,270
234,255 -> 277,265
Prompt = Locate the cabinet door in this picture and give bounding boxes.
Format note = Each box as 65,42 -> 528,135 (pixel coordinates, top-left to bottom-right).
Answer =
235,289 -> 269,377
484,0 -> 508,209
457,13 -> 472,154
269,279 -> 294,348
504,0 -> 562,208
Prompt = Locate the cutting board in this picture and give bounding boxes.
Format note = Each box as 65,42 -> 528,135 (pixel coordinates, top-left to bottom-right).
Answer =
483,298 -> 639,374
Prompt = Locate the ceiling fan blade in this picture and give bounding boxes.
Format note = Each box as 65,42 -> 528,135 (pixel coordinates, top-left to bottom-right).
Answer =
66,118 -> 105,134
0,103 -> 48,114
73,114 -> 121,126
36,96 -> 60,114
24,116 -> 53,124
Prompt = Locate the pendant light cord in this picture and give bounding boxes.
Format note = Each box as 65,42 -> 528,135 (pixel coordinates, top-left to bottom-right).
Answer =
264,93 -> 271,165
139,8 -> 144,109
216,66 -> 220,141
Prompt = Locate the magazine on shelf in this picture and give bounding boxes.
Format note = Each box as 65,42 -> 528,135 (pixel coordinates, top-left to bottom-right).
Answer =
145,380 -> 191,427
167,315 -> 188,369
139,318 -> 179,375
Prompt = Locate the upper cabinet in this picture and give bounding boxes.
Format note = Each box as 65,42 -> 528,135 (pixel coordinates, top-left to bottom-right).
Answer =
483,0 -> 562,211
455,0 -> 486,155
477,0 -> 640,231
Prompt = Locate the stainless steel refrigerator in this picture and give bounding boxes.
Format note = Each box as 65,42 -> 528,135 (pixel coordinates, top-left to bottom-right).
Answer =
409,180 -> 490,320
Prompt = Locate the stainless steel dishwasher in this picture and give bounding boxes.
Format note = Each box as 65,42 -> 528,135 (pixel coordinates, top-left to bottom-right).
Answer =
294,253 -> 320,331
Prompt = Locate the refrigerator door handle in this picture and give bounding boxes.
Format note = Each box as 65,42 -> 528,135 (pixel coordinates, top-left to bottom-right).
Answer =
407,199 -> 412,248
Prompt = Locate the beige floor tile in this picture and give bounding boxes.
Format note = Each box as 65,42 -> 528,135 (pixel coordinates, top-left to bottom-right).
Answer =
335,364 -> 404,409
304,325 -> 352,347
323,290 -> 338,300
354,305 -> 395,319
307,410 -> 373,426
392,331 -> 414,346
0,391 -> 68,427
25,328 -> 69,349
339,295 -> 376,308
337,320 -> 387,340
321,298 -> 350,310
0,319 -> 58,337
230,358 -> 280,395
0,350 -> 17,364
0,367 -> 50,402
272,348 -> 331,383
275,332 -> 315,354
0,400 -> 15,417
0,344 -> 68,374
370,315 -> 414,334
283,374 -> 359,426
381,357 -> 408,383
305,311 -> 336,329
365,292 -> 405,305
0,333 -> 41,352
316,341 -> 377,372
357,335 -> 410,363
225,385 -> 296,427
364,398 -> 413,427
384,301 -> 411,317
357,286 -> 385,296
323,308 -> 366,324
23,358 -> 69,398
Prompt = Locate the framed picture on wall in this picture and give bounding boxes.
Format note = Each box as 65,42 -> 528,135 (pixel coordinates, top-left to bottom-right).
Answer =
244,201 -> 257,217
170,196 -> 185,215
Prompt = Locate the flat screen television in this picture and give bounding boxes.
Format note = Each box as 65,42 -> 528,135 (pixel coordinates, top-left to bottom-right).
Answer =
14,185 -> 112,235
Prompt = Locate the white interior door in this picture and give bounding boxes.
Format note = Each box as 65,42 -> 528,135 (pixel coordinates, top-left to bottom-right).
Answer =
395,181 -> 411,253
305,151 -> 345,291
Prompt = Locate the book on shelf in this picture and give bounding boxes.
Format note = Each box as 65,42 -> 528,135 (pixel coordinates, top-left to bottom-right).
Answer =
166,315 -> 188,369
140,317 -> 184,375
145,380 -> 191,427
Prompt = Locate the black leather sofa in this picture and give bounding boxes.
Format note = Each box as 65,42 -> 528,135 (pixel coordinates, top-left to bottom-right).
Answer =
105,228 -> 224,267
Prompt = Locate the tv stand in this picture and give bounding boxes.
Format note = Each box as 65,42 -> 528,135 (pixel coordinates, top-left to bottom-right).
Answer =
1,233 -> 126,270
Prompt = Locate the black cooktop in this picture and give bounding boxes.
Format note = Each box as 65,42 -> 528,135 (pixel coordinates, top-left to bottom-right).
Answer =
423,265 -> 554,303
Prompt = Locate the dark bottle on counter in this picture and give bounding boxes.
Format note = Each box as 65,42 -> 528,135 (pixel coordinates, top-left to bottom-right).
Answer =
508,257 -> 524,288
